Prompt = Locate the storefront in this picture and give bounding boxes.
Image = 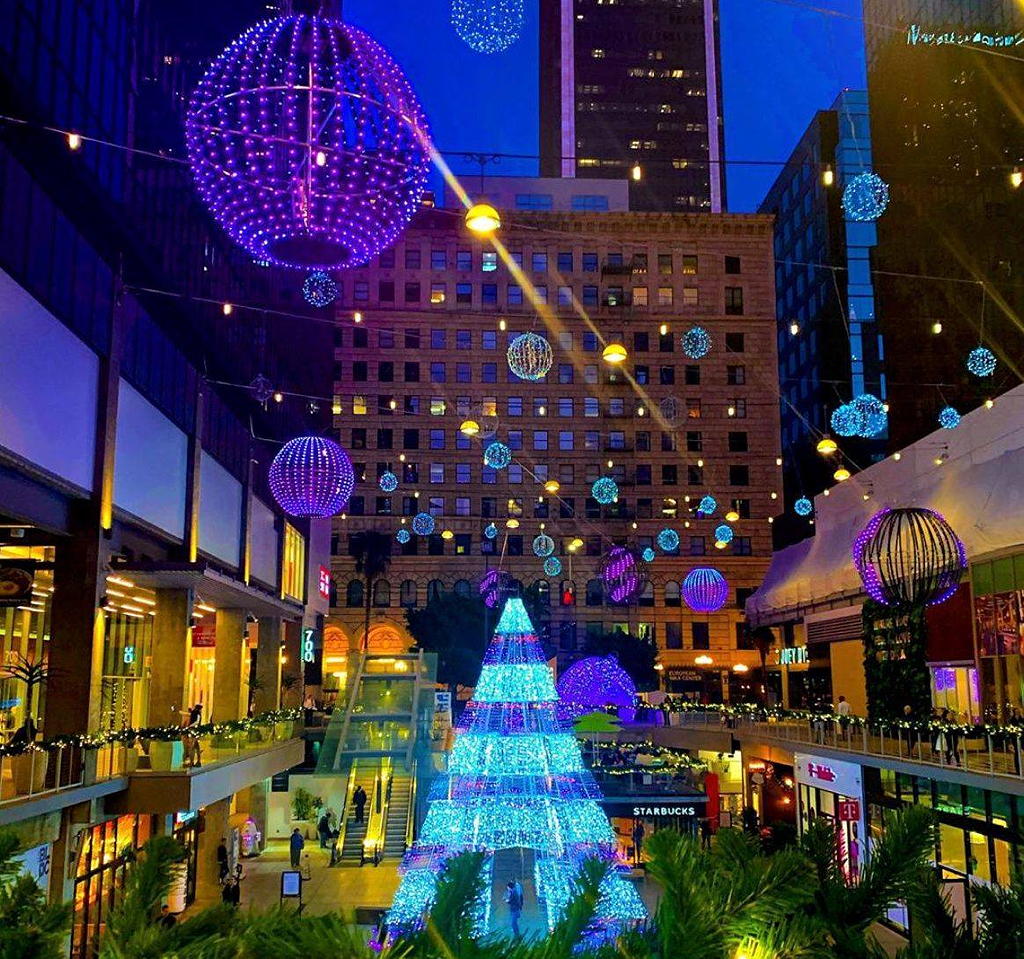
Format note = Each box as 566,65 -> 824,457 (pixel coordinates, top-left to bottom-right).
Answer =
745,756 -> 796,829
930,664 -> 980,721
972,555 -> 1024,722
767,643 -> 809,709
795,753 -> 865,880
170,811 -> 200,911
601,796 -> 707,864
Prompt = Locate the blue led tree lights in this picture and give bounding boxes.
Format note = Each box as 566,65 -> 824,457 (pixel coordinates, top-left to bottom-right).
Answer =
268,436 -> 355,517
302,270 -> 337,308
396,527 -> 411,544
682,567 -> 729,613
451,0 -> 525,55
794,497 -> 813,517
412,512 -> 435,536
543,556 -> 562,577
591,476 -> 619,504
938,406 -> 961,429
967,347 -> 997,378
384,598 -> 645,939
507,332 -> 553,381
682,325 -> 712,360
379,471 -> 398,492
657,528 -> 680,552
484,442 -> 512,469
842,172 -> 890,222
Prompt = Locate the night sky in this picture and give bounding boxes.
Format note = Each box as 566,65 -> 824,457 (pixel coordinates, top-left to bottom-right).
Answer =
343,0 -> 866,212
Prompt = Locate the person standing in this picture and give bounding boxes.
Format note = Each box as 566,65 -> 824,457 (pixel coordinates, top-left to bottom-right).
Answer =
216,837 -> 229,884
700,817 -> 713,850
353,785 -> 367,824
631,820 -> 646,864
503,879 -> 523,937
317,810 -> 332,849
289,828 -> 304,868
835,695 -> 852,741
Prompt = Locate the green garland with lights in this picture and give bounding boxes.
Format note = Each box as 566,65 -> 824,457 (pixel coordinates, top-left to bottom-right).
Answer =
591,741 -> 707,774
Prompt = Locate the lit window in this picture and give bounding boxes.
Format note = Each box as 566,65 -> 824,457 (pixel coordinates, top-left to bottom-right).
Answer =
482,251 -> 497,272
353,395 -> 367,415
430,397 -> 446,416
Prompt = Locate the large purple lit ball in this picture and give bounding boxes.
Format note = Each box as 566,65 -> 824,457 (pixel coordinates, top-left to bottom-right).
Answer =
601,547 -> 645,605
682,567 -> 729,613
269,436 -> 355,517
185,16 -> 431,270
557,655 -> 637,720
479,568 -> 512,609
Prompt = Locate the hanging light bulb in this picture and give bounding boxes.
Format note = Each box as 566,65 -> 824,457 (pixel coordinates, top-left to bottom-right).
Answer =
273,391 -> 284,403
631,162 -> 642,181
985,398 -> 995,409
789,321 -> 800,335
817,437 -> 838,455
465,203 -> 501,234
893,452 -> 901,461
1012,167 -> 1023,189
834,467 -> 851,482
822,164 -> 834,186
499,319 -> 507,332
222,302 -> 233,316
315,150 -> 327,167
602,342 -> 628,364
353,312 -> 363,324
659,323 -> 668,336
931,321 -> 943,334
67,132 -> 82,151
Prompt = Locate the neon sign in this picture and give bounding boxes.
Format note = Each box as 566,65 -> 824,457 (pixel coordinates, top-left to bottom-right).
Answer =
778,646 -> 808,666
301,627 -> 316,664
906,24 -> 1024,48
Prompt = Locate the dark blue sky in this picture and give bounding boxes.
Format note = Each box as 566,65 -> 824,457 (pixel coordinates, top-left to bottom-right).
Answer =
345,0 -> 866,212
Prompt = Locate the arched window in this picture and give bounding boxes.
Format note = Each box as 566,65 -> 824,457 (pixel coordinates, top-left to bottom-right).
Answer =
561,580 -> 576,606
664,581 -> 681,608
638,581 -> 654,607
400,580 -> 418,608
586,578 -> 603,607
534,580 -> 550,606
373,579 -> 390,607
453,579 -> 471,597
427,579 -> 444,602
346,580 -> 364,608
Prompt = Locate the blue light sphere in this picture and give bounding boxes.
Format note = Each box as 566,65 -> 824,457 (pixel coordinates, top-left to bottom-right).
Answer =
396,527 -> 411,544
302,271 -> 338,308
543,556 -> 562,577
451,0 -> 525,54
682,567 -> 729,613
697,495 -> 717,516
484,441 -> 512,469
682,325 -> 712,360
412,512 -> 435,536
842,172 -> 890,222
852,393 -> 887,438
938,406 -> 961,430
831,403 -> 861,438
642,547 -> 656,563
657,528 -> 680,552
185,16 -> 431,269
592,476 -> 619,504
794,497 -> 813,517
484,523 -> 498,540
379,471 -> 398,492
269,436 -> 355,518
532,533 -> 555,558
714,524 -> 734,545
507,332 -> 553,381
967,347 -> 997,378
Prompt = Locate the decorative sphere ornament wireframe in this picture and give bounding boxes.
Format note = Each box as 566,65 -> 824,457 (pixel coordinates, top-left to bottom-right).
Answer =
451,0 -> 525,54
484,522 -> 498,540
831,403 -> 861,438
852,507 -> 966,608
967,347 -> 996,378
479,567 -> 511,609
483,441 -> 512,469
697,495 -> 717,516
938,406 -> 961,430
682,567 -> 729,613
682,325 -> 712,360
396,527 -> 411,544
412,512 -> 435,536
507,332 -> 553,381
543,556 -> 562,577
601,547 -> 645,604
852,393 -> 887,438
794,497 -> 813,517
591,476 -> 619,505
714,524 -> 734,545
268,435 -> 355,517
185,16 -> 431,270
642,547 -> 656,563
657,528 -> 680,552
302,270 -> 338,307
842,172 -> 890,222
379,471 -> 398,492
556,655 -> 637,719
249,373 -> 274,405
532,533 -> 555,558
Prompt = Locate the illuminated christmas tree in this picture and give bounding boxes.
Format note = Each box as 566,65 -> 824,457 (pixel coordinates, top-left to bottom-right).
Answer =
386,597 -> 645,939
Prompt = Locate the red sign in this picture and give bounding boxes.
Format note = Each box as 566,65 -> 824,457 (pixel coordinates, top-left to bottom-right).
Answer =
318,566 -> 332,599
806,761 -> 837,784
191,622 -> 216,648
837,799 -> 861,822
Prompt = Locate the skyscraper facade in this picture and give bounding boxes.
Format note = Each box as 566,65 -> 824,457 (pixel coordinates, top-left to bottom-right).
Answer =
539,0 -> 725,214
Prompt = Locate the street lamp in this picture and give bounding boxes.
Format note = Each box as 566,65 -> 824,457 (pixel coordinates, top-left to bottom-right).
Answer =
465,202 -> 501,234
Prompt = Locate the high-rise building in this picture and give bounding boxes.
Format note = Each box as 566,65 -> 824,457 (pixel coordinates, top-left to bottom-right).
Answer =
539,0 -> 725,214
328,203 -> 781,697
862,0 -> 1024,449
758,91 -> 885,542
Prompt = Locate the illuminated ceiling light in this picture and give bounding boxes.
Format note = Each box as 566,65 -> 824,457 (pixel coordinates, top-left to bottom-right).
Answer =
602,342 -> 628,364
931,321 -> 943,334
834,467 -> 851,481
733,663 -> 749,673
817,437 -> 838,455
822,164 -> 834,186
465,202 -> 501,234
631,162 -> 642,181
315,149 -> 327,167
222,302 -> 233,316
67,132 -> 82,151
544,480 -> 560,494
460,419 -> 481,436
725,510 -> 740,523
1012,167 -> 1023,189
789,321 -> 800,335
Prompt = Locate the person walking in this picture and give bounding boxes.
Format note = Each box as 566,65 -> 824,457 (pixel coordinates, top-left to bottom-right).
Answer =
353,785 -> 367,824
317,810 -> 332,849
700,817 -> 713,850
835,695 -> 852,742
289,827 -> 304,868
503,878 -> 523,937
216,837 -> 229,884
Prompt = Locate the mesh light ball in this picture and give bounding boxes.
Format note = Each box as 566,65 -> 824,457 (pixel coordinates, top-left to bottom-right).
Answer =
379,471 -> 398,492
302,270 -> 338,307
794,497 -> 813,517
657,528 -> 680,552
484,442 -> 512,469
507,332 -> 553,381
842,172 -> 890,221
697,495 -> 717,516
830,403 -> 862,438
484,522 -> 498,540
682,325 -> 712,360
451,0 -> 525,54
714,524 -> 734,545
682,567 -> 729,613
479,568 -> 511,609
852,393 -> 887,438
641,547 -> 656,563
185,16 -> 431,269
592,476 -> 619,505
412,512 -> 435,536
543,556 -> 562,577
601,547 -> 644,604
556,655 -> 637,720
396,527 -> 411,544
938,406 -> 961,430
532,533 -> 555,558
852,507 -> 966,608
269,436 -> 355,517
967,347 -> 996,378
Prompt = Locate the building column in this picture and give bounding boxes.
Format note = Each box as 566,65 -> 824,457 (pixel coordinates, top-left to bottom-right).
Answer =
212,608 -> 247,722
254,616 -> 282,714
280,621 -> 302,708
149,589 -> 194,727
196,797 -> 230,904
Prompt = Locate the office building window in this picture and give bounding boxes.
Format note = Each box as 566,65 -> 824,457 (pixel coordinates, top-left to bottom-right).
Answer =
557,251 -> 574,271
405,281 -> 420,303
729,465 -> 750,486
558,398 -> 574,417
727,365 -> 746,385
657,287 -> 674,306
681,255 -> 697,275
725,255 -> 742,274
692,622 -> 710,649
728,432 -> 748,452
456,464 -> 471,484
456,250 -> 472,271
571,195 -> 609,212
559,431 -> 574,450
431,249 -> 447,270
430,282 -> 446,304
456,283 -> 472,304
582,285 -> 598,306
430,362 -> 446,383
533,430 -> 548,450
482,330 -> 497,349
633,287 -> 649,306
725,332 -> 746,352
558,286 -> 573,306
379,280 -> 395,302
582,252 -> 598,271
732,537 -> 752,556
517,194 -> 554,211
508,284 -> 523,305
665,622 -> 682,649
532,252 -> 549,272
482,251 -> 497,272
686,431 -> 702,452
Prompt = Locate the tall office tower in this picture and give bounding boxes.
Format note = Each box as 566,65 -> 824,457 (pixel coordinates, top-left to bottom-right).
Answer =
539,0 -> 725,213
862,0 -> 1024,449
328,202 -> 781,698
759,91 -> 885,544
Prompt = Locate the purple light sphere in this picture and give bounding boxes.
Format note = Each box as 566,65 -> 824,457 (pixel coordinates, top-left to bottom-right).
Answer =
557,655 -> 637,720
601,547 -> 644,605
185,16 -> 431,270
269,436 -> 355,517
682,567 -> 729,613
479,568 -> 512,609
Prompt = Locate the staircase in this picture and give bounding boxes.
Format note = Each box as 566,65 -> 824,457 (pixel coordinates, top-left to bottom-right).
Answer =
383,770 -> 413,859
338,777 -> 374,864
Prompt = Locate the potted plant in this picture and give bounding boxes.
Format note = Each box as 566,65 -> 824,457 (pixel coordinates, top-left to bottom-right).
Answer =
2,654 -> 49,794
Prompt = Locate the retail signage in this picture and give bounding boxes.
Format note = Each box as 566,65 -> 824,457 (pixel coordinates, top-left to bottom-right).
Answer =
795,753 -> 863,799
318,566 -> 331,599
301,628 -> 316,663
777,646 -> 808,666
601,797 -> 707,820
15,843 -> 50,891
123,645 -> 136,665
837,800 -> 861,822
630,804 -> 700,817
906,24 -> 1024,48
191,622 -> 215,647
667,668 -> 701,682
0,561 -> 35,608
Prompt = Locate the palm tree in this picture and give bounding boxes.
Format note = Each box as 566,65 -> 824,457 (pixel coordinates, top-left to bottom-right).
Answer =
350,530 -> 392,652
746,625 -> 775,706
0,828 -> 70,959
1,653 -> 48,739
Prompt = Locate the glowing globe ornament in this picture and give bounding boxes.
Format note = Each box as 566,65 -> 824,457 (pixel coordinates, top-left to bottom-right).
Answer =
697,495 -> 717,516
938,406 -> 961,430
657,528 -> 680,552
842,172 -> 890,222
479,567 -> 511,609
412,512 -> 435,536
396,528 -> 411,544
682,325 -> 712,360
794,497 -> 813,517
532,533 -> 555,558
682,567 -> 729,613
302,270 -> 338,307
543,557 -> 562,577
642,547 -> 656,563
269,436 -> 355,517
379,471 -> 398,492
556,655 -> 637,720
185,16 -> 431,269
967,347 -> 996,378
852,393 -> 887,438
831,403 -> 861,438
484,442 -> 512,470
451,0 -> 525,55
714,524 -> 734,545
591,476 -> 619,505
601,547 -> 645,604
484,523 -> 498,540
507,332 -> 553,381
